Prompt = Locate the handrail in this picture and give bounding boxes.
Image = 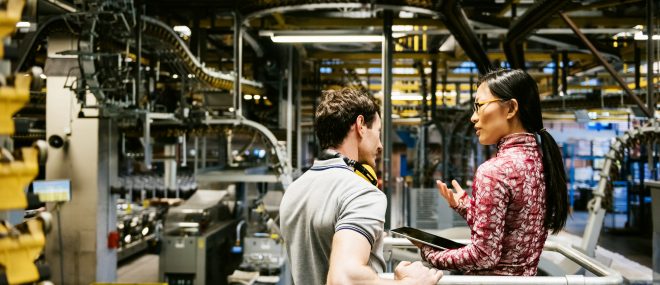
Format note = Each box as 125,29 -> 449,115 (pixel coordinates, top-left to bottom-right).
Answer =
381,238 -> 623,285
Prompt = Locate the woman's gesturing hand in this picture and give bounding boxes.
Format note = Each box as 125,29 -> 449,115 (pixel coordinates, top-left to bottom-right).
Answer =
436,180 -> 465,208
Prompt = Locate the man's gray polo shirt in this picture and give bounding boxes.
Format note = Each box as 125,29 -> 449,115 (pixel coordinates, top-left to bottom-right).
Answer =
280,158 -> 387,285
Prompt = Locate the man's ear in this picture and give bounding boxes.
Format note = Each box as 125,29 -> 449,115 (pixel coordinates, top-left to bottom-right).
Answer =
355,115 -> 366,136
506,99 -> 519,120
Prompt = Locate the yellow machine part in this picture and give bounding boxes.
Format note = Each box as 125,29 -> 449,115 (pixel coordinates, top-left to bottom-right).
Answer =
0,218 -> 46,284
0,74 -> 31,135
0,147 -> 38,210
0,0 -> 27,57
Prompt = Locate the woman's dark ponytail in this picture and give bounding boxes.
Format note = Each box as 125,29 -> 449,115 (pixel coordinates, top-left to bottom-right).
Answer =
537,129 -> 568,234
480,69 -> 569,234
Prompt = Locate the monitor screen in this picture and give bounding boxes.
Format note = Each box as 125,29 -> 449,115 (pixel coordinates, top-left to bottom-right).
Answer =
32,180 -> 71,202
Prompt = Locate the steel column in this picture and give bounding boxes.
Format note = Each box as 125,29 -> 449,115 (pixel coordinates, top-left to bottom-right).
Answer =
382,10 -> 394,230
647,0 -> 655,112
562,50 -> 568,97
552,51 -> 559,96
296,50 -> 302,169
233,11 -> 243,116
635,42 -> 641,90
287,46 -> 294,173
135,5 -> 143,107
430,60 -> 438,119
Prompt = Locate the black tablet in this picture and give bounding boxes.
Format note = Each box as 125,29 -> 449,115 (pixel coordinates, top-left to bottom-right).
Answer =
391,227 -> 465,250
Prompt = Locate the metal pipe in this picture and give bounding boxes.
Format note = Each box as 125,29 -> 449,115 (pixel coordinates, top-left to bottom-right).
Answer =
313,60 -> 320,154
136,5 -> 143,108
562,50 -> 568,97
560,12 -> 654,118
552,52 -> 559,96
635,42 -> 641,90
469,68 -> 474,102
430,60 -> 437,120
296,50 -> 303,170
202,137 -> 207,168
647,0 -> 655,113
382,10 -> 394,230
181,134 -> 187,167
194,136 -> 198,175
234,11 -> 243,116
46,0 -> 76,12
438,0 -> 493,74
287,46 -> 294,173
143,113 -> 151,169
415,62 -> 427,188
442,60 -> 448,107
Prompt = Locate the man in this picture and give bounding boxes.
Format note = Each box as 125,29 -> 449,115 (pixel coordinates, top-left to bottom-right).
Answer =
280,88 -> 442,285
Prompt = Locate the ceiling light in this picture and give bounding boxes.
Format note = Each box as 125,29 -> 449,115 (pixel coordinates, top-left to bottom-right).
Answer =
392,25 -> 414,32
392,95 -> 424,101
15,22 -> 30,28
634,32 -> 660,41
244,94 -> 253,100
173,25 -> 192,38
253,94 -> 261,100
229,107 -> 235,112
270,35 -> 382,43
172,74 -> 179,79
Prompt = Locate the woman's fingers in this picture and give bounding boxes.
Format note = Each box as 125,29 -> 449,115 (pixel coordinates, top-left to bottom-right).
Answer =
451,180 -> 465,196
436,180 -> 456,207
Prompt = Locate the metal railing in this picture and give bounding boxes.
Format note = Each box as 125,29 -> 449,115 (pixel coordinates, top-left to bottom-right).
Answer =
381,238 -> 623,285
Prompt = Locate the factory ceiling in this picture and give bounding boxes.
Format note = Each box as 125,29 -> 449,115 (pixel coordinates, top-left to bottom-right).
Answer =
17,0 -> 658,124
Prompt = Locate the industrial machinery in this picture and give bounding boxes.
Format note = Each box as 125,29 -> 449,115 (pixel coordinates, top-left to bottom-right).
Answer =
159,189 -> 240,285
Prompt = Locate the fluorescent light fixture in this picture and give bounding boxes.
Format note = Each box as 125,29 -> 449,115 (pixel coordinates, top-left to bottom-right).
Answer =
634,32 -> 660,40
270,35 -> 382,43
392,25 -> 414,32
16,21 -> 30,28
392,95 -> 425,101
173,25 -> 192,38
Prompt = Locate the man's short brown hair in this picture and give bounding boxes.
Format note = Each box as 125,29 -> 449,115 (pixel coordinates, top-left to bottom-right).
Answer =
315,88 -> 381,150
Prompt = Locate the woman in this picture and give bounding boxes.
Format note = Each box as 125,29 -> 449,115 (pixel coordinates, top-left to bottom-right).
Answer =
415,69 -> 569,276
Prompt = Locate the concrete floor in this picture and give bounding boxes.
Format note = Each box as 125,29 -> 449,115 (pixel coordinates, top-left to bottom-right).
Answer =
117,254 -> 159,283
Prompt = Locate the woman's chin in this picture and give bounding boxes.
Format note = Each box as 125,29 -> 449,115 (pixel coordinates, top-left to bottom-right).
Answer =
478,136 -> 496,146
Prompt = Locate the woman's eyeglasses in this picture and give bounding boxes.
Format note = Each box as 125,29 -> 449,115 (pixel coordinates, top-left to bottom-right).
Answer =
472,98 -> 508,114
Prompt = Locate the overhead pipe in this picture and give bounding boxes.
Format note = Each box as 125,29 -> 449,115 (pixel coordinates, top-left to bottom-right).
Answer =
437,0 -> 493,74
559,12 -> 654,118
504,0 -> 571,70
